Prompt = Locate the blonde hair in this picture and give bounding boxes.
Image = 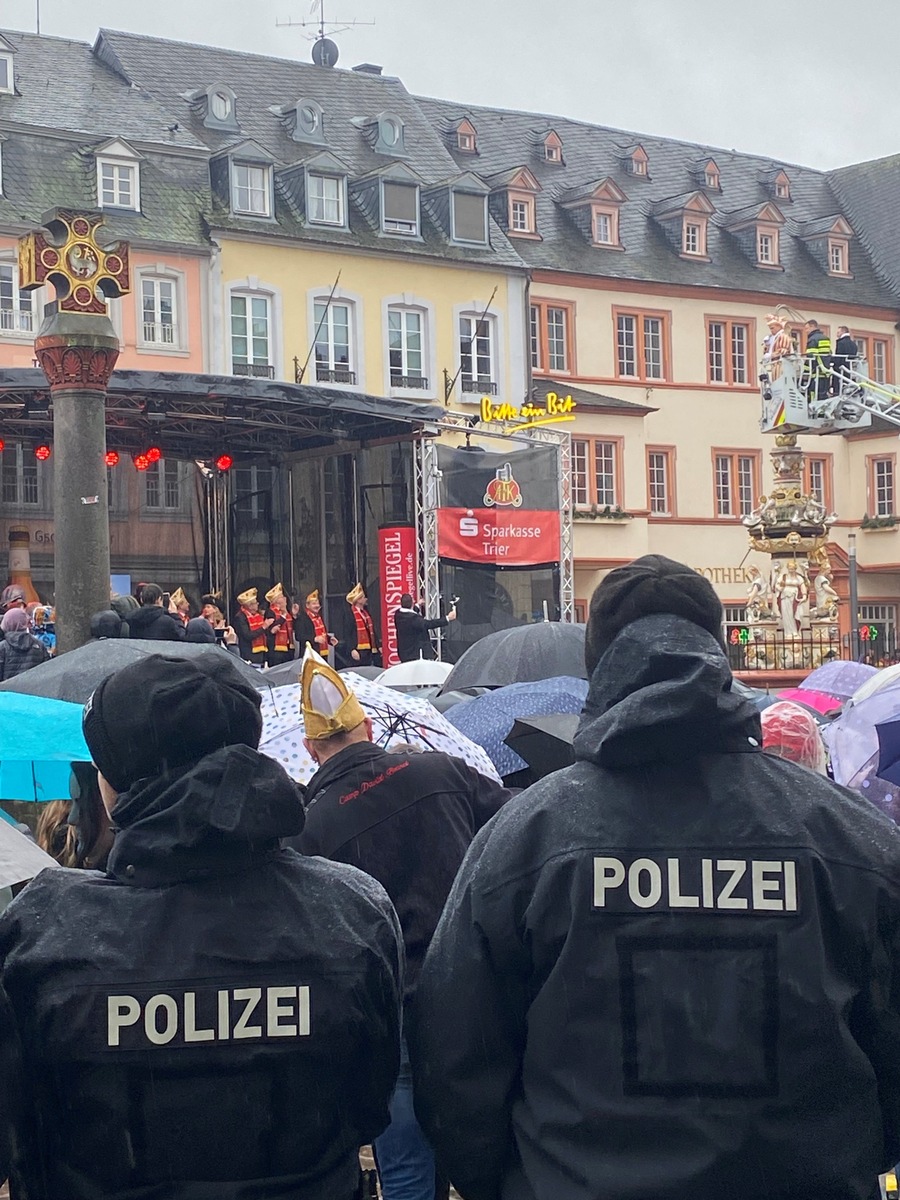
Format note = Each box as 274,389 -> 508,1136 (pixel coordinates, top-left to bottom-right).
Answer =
36,801 -> 80,868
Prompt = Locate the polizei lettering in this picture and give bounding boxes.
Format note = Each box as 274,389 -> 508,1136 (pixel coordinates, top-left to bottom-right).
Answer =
593,856 -> 798,915
106,984 -> 311,1049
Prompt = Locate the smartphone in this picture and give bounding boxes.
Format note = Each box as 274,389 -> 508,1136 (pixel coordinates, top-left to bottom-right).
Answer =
215,628 -> 226,643
162,592 -> 170,609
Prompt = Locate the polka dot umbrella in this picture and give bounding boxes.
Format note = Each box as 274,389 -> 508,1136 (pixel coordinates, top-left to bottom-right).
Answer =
258,674 -> 502,785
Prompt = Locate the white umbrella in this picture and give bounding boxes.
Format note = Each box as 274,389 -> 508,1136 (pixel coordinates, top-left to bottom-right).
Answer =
0,818 -> 59,888
258,674 -> 502,785
377,659 -> 454,688
851,662 -> 900,706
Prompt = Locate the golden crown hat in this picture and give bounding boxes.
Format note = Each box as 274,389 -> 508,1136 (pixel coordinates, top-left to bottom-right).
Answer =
170,587 -> 188,609
237,586 -> 257,606
346,582 -> 365,604
265,582 -> 285,603
300,644 -> 367,741
306,589 -> 320,606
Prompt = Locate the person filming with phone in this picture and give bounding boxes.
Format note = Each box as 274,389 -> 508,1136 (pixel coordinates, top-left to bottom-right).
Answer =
126,583 -> 186,642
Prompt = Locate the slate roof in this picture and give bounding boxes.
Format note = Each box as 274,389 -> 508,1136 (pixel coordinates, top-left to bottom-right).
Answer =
93,29 -> 526,270
530,377 -> 654,415
415,95 -> 896,309
0,31 -> 211,247
829,156 -> 900,299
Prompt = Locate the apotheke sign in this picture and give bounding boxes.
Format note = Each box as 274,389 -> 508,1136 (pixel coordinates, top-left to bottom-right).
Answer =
694,567 -> 754,584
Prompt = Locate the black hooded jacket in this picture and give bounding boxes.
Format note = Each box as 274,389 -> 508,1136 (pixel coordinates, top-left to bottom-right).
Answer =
0,630 -> 49,679
411,615 -> 900,1200
127,604 -> 186,641
291,742 -> 508,1005
0,745 -> 403,1200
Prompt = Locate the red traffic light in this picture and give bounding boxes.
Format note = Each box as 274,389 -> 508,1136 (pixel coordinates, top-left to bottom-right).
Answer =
215,453 -> 234,472
146,446 -> 162,464
133,453 -> 150,472
34,443 -> 51,462
105,450 -> 120,467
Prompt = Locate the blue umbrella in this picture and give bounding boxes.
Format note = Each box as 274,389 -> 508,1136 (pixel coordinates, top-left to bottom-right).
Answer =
0,693 -> 90,802
445,676 -> 588,777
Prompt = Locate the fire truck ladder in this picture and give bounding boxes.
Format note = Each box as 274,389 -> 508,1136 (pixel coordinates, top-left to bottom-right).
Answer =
809,359 -> 900,429
759,355 -> 900,435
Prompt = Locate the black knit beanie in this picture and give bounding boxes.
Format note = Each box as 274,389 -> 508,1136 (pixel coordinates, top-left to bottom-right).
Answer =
585,554 -> 724,675
83,653 -> 263,793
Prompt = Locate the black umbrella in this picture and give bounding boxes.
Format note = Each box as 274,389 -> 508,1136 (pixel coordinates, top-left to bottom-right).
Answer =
504,713 -> 579,779
0,639 -> 267,703
440,623 -> 587,693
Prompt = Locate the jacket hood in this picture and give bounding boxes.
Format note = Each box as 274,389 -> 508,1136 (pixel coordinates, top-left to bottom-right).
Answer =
574,613 -> 761,769
107,744 -> 305,885
128,606 -> 171,632
3,630 -> 37,651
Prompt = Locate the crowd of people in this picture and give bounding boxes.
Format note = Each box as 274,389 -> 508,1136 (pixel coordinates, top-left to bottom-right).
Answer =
0,555 -> 897,1200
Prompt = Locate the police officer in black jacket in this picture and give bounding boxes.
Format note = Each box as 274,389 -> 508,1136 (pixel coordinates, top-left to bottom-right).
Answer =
393,594 -> 456,663
0,652 -> 403,1200
411,555 -> 900,1200
290,648 -> 508,1200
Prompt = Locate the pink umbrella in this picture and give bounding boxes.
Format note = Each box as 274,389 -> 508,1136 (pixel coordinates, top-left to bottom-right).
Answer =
777,687 -> 843,717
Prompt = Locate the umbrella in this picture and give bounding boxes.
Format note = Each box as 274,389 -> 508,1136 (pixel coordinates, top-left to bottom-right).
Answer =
0,821 -> 58,888
0,693 -> 90,801
505,713 -> 579,778
777,687 -> 843,717
731,679 -> 777,712
802,660 -> 877,701
445,676 -> 588,778
440,622 -> 587,693
851,662 -> 900,706
876,718 -> 900,787
258,674 -> 501,785
0,639 -> 266,703
377,659 -> 453,688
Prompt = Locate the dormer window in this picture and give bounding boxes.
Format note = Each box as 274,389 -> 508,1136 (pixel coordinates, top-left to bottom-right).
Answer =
496,166 -> 542,239
374,113 -> 406,155
382,180 -> 419,236
683,219 -> 706,256
308,172 -> 345,226
210,91 -> 232,122
0,54 -> 12,95
455,119 -> 478,154
452,190 -> 488,244
542,131 -> 564,164
183,84 -> 240,132
95,139 -> 142,212
232,162 -> 271,217
829,238 -> 850,275
757,229 -> 778,265
627,146 -> 650,177
705,167 -> 719,189
593,208 -> 619,246
774,174 -> 791,200
298,103 -> 321,138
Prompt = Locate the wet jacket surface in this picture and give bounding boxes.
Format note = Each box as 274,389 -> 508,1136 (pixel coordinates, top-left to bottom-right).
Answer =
292,742 -> 508,1005
393,608 -> 448,662
0,630 -> 49,679
411,615 -> 900,1200
127,604 -> 186,641
0,745 -> 403,1200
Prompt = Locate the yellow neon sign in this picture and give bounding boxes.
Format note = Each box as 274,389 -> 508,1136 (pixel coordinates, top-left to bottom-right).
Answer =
480,391 -> 577,430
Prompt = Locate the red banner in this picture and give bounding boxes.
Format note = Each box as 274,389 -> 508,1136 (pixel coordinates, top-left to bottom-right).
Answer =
378,525 -> 418,667
437,508 -> 561,566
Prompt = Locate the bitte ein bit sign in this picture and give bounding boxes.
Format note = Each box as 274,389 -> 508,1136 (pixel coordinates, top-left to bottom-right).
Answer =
480,391 -> 576,430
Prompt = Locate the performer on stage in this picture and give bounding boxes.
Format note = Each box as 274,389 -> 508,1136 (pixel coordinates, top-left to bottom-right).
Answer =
233,587 -> 273,665
265,582 -> 296,667
170,587 -> 191,627
336,583 -> 380,668
295,589 -> 338,658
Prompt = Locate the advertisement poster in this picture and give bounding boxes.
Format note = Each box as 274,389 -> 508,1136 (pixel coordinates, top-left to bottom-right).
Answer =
378,524 -> 418,667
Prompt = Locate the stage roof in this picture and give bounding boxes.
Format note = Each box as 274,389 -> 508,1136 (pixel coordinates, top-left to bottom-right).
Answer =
0,368 -> 444,461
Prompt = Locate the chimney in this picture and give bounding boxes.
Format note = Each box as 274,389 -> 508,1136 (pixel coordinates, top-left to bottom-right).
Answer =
352,63 -> 383,75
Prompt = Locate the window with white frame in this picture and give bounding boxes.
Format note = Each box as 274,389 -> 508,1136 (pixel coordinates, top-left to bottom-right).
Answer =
0,262 -> 33,335
144,459 -> 182,511
683,221 -> 702,255
452,192 -> 487,243
459,314 -> 495,394
616,312 -> 665,380
708,319 -> 750,385
307,173 -> 344,226
705,168 -> 719,189
648,450 -> 672,515
808,457 -> 826,505
230,293 -> 273,376
98,159 -> 138,210
571,438 -> 619,508
232,163 -> 271,217
0,54 -> 13,95
313,300 -> 354,384
382,181 -> 419,236
594,211 -> 614,245
830,241 -> 847,274
388,307 -> 427,388
511,200 -> 531,232
757,230 -> 777,264
872,457 -> 895,517
546,307 -> 568,372
872,339 -> 888,384
571,439 -> 589,506
0,443 -> 39,506
859,604 -> 898,644
140,277 -> 177,347
715,452 -> 757,517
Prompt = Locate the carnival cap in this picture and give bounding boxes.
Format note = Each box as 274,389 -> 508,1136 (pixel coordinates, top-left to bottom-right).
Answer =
300,645 -> 366,741
237,586 -> 257,606
346,582 -> 365,605
306,589 -> 319,606
170,587 -> 188,610
265,582 -> 285,604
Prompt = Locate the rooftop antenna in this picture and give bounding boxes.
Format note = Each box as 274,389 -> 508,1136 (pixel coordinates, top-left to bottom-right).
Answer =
35,0 -> 41,35
276,0 -> 375,67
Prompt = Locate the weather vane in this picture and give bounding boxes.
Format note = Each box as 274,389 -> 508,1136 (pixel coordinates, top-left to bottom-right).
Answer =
277,0 -> 375,65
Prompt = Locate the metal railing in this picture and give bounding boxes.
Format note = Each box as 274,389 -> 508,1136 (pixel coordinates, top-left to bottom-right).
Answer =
142,321 -> 176,345
461,378 -> 498,394
391,373 -> 429,390
0,308 -> 33,333
233,362 -> 276,379
316,365 -> 357,385
725,625 -> 900,672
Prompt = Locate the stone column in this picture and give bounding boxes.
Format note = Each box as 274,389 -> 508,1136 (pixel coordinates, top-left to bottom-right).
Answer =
34,310 -> 118,652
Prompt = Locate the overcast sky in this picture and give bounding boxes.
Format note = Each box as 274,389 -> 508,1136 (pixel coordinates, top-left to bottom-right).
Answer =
6,0 -> 898,170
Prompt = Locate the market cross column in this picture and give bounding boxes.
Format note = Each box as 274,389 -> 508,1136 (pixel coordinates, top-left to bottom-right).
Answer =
18,209 -> 131,652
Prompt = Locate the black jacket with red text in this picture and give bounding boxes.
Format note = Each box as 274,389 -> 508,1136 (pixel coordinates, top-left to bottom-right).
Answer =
411,614 -> 900,1200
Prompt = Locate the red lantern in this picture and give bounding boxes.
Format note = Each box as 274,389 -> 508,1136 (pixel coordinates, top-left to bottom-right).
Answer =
34,443 -> 51,462
146,446 -> 162,464
215,453 -> 234,472
133,453 -> 150,472
105,450 -> 120,467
